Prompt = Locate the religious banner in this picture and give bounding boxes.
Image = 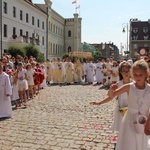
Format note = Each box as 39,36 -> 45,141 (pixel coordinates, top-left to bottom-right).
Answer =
69,51 -> 93,58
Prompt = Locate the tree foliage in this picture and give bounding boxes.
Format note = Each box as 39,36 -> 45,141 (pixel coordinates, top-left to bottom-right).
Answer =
23,44 -> 39,59
8,44 -> 45,62
7,45 -> 25,57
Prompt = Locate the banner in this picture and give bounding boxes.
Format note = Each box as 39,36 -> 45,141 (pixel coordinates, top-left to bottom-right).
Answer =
69,51 -> 93,58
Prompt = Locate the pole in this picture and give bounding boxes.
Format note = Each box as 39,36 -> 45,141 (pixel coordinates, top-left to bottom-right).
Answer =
126,23 -> 129,59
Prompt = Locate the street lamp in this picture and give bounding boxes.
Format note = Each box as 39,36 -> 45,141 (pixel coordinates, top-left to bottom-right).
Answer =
122,23 -> 129,58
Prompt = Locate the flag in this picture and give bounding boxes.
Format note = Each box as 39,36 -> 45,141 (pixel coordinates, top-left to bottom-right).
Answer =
72,0 -> 77,4
76,5 -> 80,9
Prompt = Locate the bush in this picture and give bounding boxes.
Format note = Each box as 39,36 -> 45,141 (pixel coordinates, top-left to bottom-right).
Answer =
37,52 -> 45,62
7,45 -> 25,57
23,44 -> 39,59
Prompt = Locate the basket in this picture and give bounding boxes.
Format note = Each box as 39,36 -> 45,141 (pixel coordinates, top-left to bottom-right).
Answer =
133,114 -> 147,134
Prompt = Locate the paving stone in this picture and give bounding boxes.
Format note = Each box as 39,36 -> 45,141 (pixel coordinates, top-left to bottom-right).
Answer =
0,84 -> 117,150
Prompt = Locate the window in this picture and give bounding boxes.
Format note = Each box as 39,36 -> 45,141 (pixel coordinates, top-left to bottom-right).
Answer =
143,27 -> 148,33
32,16 -> 34,25
42,36 -> 44,45
20,10 -> 23,20
4,2 -> 7,14
144,35 -> 148,40
133,44 -> 137,49
4,24 -> 7,37
26,31 -> 28,37
20,29 -> 23,36
51,23 -> 53,31
37,19 -> 40,27
133,28 -> 138,34
13,7 -> 16,18
26,13 -> 29,23
53,25 -> 55,33
133,35 -> 138,40
68,30 -> 71,37
68,46 -> 71,52
13,27 -> 16,35
49,21 -> 50,30
42,21 -> 44,29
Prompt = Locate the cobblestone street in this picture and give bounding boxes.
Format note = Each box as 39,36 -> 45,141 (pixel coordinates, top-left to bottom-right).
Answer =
0,84 -> 118,150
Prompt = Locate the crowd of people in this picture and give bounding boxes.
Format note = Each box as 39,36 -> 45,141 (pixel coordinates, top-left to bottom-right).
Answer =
0,52 -> 150,150
90,53 -> 150,150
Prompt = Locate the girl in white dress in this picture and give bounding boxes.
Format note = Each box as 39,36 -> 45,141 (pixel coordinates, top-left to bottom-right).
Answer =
6,69 -> 19,108
17,62 -> 28,106
26,63 -> 35,99
90,61 -> 132,132
108,59 -> 150,150
101,63 -> 108,86
111,61 -> 119,84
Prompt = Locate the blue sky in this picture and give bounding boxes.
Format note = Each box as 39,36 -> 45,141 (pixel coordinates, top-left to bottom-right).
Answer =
33,0 -> 150,51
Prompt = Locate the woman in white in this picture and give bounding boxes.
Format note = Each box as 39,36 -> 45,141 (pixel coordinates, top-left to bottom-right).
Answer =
0,62 -> 12,118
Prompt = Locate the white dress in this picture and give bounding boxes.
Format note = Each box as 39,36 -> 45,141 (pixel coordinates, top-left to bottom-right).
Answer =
116,82 -> 150,150
111,66 -> 119,82
86,63 -> 95,83
10,77 -> 19,101
26,69 -> 34,86
111,80 -> 128,131
0,72 -> 12,118
40,67 -> 47,88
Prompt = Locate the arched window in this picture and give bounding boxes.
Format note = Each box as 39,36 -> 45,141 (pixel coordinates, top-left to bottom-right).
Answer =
56,44 -> 57,54
53,43 -> 55,54
68,46 -> 71,52
68,30 -> 71,37
49,21 -> 50,30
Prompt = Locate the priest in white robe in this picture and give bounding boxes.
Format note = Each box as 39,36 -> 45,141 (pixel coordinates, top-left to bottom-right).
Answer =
0,62 -> 12,118
95,59 -> 103,84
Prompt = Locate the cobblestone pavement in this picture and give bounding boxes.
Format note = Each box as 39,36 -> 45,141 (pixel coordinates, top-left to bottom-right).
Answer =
0,83 -> 118,150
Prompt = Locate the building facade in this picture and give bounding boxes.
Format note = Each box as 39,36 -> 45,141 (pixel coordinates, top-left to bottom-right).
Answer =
1,0 -> 47,58
0,0 -> 82,60
40,0 -> 82,60
91,42 -> 119,60
129,19 -> 150,58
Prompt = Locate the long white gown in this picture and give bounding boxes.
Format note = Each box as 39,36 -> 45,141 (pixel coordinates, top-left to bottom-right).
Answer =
86,62 -> 95,83
0,72 -> 12,118
116,82 -> 150,150
111,80 -> 128,131
95,62 -> 103,83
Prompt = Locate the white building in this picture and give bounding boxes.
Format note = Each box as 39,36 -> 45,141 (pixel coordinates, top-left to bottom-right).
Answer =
1,0 -> 47,58
0,0 -> 82,60
38,0 -> 82,60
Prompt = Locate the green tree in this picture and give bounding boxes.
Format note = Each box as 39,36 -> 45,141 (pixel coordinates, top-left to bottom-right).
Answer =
62,53 -> 69,59
7,45 -> 25,57
23,44 -> 39,59
37,52 -> 45,62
